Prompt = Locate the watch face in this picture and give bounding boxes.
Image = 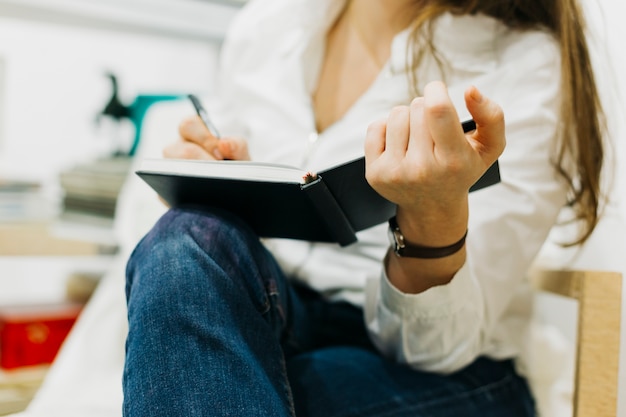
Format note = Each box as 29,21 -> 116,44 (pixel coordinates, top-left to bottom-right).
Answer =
387,222 -> 403,256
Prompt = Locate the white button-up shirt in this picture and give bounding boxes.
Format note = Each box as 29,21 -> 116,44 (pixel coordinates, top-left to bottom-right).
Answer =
212,0 -> 568,376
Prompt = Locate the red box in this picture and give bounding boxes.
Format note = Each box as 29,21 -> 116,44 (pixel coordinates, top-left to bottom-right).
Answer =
0,303 -> 82,370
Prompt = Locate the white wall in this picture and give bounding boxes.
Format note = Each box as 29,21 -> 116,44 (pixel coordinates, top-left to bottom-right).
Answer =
0,55 -> 6,149
0,16 -> 220,183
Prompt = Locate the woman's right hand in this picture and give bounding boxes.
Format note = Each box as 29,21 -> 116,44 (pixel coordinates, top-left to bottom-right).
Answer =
163,115 -> 250,161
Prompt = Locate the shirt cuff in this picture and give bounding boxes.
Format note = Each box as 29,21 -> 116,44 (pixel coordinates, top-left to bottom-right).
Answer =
379,262 -> 476,320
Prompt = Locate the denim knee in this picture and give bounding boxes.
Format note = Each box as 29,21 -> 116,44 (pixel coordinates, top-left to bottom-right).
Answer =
125,207 -> 278,318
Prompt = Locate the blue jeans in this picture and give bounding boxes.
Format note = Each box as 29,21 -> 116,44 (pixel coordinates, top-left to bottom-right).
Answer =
124,208 -> 536,417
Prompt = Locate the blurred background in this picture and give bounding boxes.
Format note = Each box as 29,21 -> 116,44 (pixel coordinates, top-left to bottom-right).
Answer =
0,0 -> 624,416
0,0 -> 244,414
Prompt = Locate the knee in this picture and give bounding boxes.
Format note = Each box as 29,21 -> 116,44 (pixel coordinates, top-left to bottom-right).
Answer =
125,208 -> 270,314
138,207 -> 253,251
126,209 -> 237,294
128,207 -> 255,272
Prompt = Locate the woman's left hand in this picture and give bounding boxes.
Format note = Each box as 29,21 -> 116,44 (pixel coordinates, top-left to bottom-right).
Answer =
364,81 -> 505,293
365,81 -> 505,218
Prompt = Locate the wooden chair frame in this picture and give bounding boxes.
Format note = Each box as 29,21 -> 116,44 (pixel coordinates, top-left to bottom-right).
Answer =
530,268 -> 623,417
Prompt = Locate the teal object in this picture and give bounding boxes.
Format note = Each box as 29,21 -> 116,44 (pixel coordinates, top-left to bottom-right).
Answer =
98,73 -> 185,157
126,94 -> 183,156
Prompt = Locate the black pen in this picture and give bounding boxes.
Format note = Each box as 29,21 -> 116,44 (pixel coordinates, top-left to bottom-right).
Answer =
188,94 -> 221,139
461,119 -> 476,133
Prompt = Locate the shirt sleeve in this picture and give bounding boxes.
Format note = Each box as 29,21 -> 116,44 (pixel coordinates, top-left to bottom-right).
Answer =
364,31 -> 569,373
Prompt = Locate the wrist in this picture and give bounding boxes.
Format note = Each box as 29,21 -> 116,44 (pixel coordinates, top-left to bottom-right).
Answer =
388,216 -> 467,259
395,200 -> 468,247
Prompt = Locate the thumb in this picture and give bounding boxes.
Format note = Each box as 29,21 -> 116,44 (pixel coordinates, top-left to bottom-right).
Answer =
217,137 -> 250,161
464,86 -> 506,161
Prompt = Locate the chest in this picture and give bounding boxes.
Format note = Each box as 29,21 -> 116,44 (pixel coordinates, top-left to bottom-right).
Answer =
226,28 -> 490,170
312,22 -> 387,134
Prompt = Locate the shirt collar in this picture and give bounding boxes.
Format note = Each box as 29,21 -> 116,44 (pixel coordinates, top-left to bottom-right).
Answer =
294,1 -> 503,89
389,12 -> 503,77
297,0 -> 346,32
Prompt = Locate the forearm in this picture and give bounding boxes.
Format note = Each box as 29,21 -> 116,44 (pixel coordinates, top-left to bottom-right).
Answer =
364,83 -> 504,294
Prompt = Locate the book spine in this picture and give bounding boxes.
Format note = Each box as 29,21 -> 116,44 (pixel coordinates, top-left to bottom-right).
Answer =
301,177 -> 357,246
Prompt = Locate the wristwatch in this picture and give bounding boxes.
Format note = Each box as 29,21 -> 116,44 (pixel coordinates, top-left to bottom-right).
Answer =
387,216 -> 468,259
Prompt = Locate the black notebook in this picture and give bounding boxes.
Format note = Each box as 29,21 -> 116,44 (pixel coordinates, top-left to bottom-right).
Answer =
136,153 -> 500,246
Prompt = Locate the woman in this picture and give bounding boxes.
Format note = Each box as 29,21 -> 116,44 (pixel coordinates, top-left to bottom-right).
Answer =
123,0 -> 605,416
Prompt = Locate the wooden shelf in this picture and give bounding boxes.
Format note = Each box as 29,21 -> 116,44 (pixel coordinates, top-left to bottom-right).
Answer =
0,221 -> 115,256
0,366 -> 48,416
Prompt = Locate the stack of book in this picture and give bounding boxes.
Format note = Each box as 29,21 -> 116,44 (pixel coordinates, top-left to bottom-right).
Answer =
0,179 -> 53,223
0,366 -> 47,415
58,156 -> 131,227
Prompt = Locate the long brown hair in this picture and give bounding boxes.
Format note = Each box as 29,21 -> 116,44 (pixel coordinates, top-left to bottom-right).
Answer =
404,0 -> 606,245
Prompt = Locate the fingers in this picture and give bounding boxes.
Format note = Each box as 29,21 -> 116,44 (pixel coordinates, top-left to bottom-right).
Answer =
179,116 -> 222,158
163,140 -> 214,160
217,137 -> 251,161
364,118 -> 387,161
385,106 -> 411,157
464,85 -> 506,159
163,137 -> 251,161
177,116 -> 253,161
364,82 -> 506,217
407,97 -> 431,154
422,81 -> 464,154
364,105 -> 414,163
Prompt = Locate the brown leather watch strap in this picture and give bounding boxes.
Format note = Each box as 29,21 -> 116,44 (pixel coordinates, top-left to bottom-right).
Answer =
388,216 -> 468,259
